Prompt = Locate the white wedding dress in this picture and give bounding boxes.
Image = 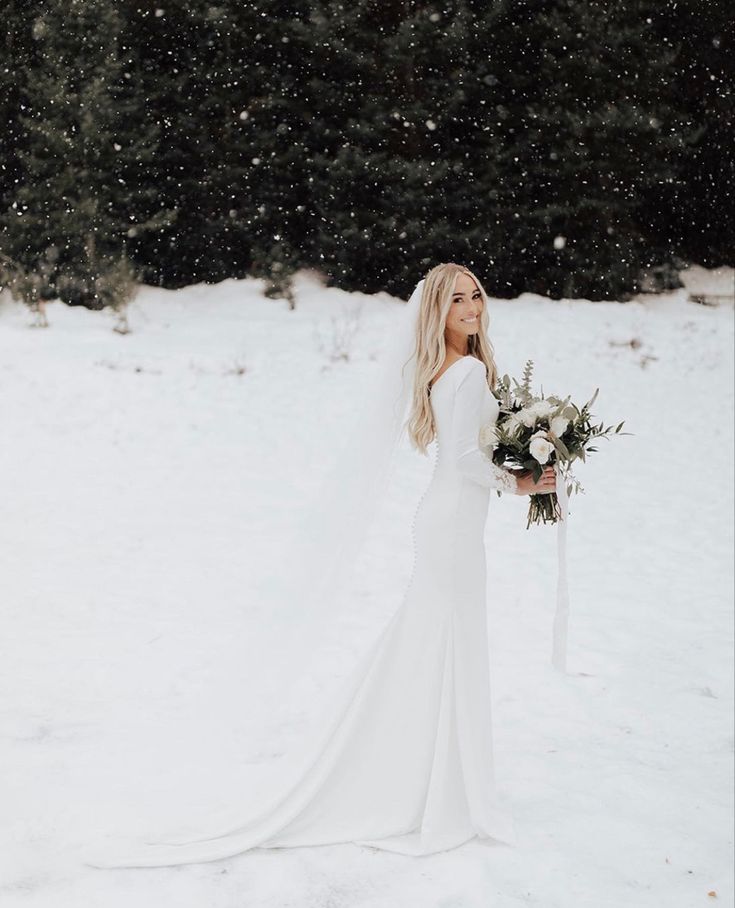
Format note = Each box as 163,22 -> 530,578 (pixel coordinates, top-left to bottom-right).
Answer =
87,354 -> 519,868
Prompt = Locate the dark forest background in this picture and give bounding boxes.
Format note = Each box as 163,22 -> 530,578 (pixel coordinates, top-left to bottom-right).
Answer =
0,0 -> 732,310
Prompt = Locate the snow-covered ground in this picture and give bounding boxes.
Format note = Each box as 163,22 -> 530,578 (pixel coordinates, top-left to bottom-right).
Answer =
1,266 -> 732,907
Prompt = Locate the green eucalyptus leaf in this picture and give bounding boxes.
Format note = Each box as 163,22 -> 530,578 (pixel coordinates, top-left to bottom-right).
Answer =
554,435 -> 571,459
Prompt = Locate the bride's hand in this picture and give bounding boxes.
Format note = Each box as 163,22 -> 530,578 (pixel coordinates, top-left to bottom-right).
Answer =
513,466 -> 557,496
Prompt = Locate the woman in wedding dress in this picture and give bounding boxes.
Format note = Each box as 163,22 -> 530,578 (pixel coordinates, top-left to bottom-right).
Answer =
87,262 -> 555,869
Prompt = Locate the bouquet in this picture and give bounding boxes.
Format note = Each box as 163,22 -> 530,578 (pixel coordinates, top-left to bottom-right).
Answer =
480,359 -> 627,528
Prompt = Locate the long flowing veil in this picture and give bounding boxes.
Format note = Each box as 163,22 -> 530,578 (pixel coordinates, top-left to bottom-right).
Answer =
253,278 -> 425,711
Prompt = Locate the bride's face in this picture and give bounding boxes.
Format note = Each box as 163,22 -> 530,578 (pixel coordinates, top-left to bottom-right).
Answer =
445,272 -> 482,337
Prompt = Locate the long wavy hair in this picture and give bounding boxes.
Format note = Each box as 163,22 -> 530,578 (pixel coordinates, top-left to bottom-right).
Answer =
406,262 -> 499,455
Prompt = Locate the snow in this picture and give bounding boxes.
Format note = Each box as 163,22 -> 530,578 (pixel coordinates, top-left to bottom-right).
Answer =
0,268 -> 732,907
678,263 -> 734,299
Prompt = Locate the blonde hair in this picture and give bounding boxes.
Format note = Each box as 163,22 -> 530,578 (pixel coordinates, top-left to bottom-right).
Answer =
406,262 -> 499,455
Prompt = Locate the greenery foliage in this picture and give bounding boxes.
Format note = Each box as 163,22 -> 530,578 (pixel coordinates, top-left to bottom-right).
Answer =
1,0 -> 730,309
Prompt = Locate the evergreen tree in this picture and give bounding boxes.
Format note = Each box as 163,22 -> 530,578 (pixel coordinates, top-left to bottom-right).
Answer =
462,0 -> 692,300
0,0 -> 47,307
0,0 -> 163,309
225,0 -> 313,300
118,0 -> 311,293
298,0 -> 500,297
298,0 -> 709,301
2,0 -> 728,306
645,0 -> 733,268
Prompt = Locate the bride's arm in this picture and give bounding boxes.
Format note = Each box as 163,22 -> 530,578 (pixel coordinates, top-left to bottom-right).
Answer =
452,363 -> 519,495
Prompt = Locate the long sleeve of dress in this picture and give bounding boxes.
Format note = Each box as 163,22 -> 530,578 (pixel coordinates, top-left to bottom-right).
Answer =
452,361 -> 518,495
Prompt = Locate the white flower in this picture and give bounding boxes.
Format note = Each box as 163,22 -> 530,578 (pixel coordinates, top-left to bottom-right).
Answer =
531,399 -> 555,417
479,424 -> 499,449
518,407 -> 538,427
550,415 -> 569,438
529,431 -> 555,465
518,398 -> 554,426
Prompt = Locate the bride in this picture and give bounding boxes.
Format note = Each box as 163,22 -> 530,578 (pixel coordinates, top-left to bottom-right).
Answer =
86,262 -> 556,868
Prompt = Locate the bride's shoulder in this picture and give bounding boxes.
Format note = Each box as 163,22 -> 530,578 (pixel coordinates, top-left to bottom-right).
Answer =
454,355 -> 487,383
430,354 -> 485,393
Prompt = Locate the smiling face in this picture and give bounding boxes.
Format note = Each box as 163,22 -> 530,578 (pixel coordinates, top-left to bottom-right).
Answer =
444,271 -> 483,347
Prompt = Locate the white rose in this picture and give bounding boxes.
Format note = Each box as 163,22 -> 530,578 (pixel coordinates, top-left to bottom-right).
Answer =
550,415 -> 569,438
529,431 -> 555,465
532,399 -> 555,417
519,399 -> 553,426
518,407 -> 538,427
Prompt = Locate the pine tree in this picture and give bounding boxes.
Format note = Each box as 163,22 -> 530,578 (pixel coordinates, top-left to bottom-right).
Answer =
226,0 -> 313,300
465,0 -> 690,300
0,0 -> 47,309
1,0 -> 163,310
117,0 -> 311,294
297,0 -> 500,298
298,0 -> 702,301
644,0 -> 733,268
3,0 -> 725,306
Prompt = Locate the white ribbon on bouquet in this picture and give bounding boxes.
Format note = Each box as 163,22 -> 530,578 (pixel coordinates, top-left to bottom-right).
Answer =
552,461 -> 570,673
